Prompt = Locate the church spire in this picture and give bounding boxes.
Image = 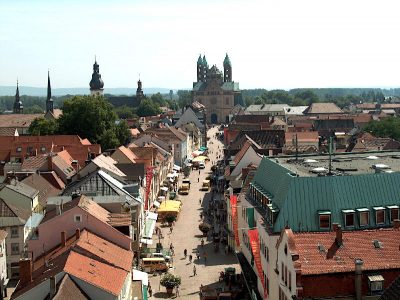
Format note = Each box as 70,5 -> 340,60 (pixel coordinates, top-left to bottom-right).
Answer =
89,57 -> 104,96
46,71 -> 54,114
13,79 -> 23,114
136,76 -> 144,103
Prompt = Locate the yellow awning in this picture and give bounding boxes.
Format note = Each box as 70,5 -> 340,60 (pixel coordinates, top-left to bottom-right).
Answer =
157,200 -> 182,213
192,156 -> 208,162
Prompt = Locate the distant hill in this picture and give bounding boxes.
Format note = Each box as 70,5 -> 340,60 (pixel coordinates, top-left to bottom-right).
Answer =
0,86 -> 176,97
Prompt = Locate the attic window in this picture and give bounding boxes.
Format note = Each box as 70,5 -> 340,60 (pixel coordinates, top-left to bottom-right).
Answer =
368,275 -> 384,293
388,205 -> 399,223
318,211 -> 331,229
74,215 -> 82,222
342,210 -> 355,228
357,208 -> 370,227
374,207 -> 385,225
16,147 -> 22,153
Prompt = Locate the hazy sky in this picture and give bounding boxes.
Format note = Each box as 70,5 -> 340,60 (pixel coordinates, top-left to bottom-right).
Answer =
1,0 -> 400,90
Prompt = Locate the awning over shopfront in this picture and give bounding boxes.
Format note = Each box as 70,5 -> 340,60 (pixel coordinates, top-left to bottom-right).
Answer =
153,200 -> 160,208
132,269 -> 149,286
157,200 -> 182,214
173,164 -> 181,171
192,156 -> 208,162
141,212 -> 158,244
192,150 -> 204,157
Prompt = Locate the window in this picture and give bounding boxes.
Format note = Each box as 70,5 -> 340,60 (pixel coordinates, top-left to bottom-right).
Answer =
360,211 -> 369,226
74,215 -> 82,222
319,213 -> 331,229
368,275 -> 384,293
10,226 -> 18,238
41,146 -> 46,153
374,208 -> 385,225
11,243 -> 19,255
27,146 -> 33,153
343,210 -> 355,227
388,206 -> 399,222
16,147 -> 22,153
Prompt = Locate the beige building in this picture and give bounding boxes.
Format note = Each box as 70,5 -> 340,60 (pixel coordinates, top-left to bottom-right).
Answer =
192,54 -> 244,124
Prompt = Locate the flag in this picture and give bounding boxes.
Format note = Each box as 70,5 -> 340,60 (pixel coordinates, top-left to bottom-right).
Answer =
230,194 -> 240,248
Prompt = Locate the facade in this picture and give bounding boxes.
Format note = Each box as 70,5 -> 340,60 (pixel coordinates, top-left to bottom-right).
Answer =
0,230 -> 8,299
192,54 -> 244,124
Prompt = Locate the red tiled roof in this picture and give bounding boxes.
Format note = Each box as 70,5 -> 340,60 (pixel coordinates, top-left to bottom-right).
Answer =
0,127 -> 18,136
116,146 -> 137,164
290,228 -> 400,275
22,173 -> 61,207
75,231 -> 133,272
64,251 -> 127,296
0,114 -> 44,128
285,131 -> 319,143
41,171 -> 66,190
21,156 -> 48,171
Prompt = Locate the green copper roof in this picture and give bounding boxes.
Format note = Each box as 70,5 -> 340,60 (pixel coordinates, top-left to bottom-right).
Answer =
252,158 -> 400,233
197,55 -> 203,65
202,55 -> 208,67
223,53 -> 231,66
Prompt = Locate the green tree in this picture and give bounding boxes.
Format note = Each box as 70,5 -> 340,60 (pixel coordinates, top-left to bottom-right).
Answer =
293,89 -> 319,105
151,93 -> 167,107
29,117 -> 58,135
114,105 -> 136,119
24,104 -> 44,114
177,90 -> 191,108
136,98 -> 161,117
364,117 -> 400,141
115,120 -> 131,146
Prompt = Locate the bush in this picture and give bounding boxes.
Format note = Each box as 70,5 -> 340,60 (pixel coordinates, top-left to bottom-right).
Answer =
165,214 -> 177,224
199,222 -> 211,234
160,273 -> 181,289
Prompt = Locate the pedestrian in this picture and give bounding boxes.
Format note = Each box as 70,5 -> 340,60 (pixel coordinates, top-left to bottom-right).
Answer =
199,198 -> 201,204
196,251 -> 200,260
203,251 -> 207,264
198,177 -> 200,183
184,249 -> 187,258
170,243 -> 174,251
199,170 -> 200,175
193,265 -> 197,276
148,285 -> 153,297
189,254 -> 192,263
200,212 -> 203,219
201,239 -> 204,247
170,227 -> 173,234
175,286 -> 180,296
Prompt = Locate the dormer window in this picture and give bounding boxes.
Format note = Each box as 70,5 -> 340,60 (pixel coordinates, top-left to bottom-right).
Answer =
318,211 -> 331,230
343,209 -> 355,228
387,205 -> 399,223
357,208 -> 370,227
374,207 -> 385,225
368,275 -> 384,294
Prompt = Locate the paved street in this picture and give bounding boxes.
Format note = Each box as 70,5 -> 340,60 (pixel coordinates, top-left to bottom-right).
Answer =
149,126 -> 239,299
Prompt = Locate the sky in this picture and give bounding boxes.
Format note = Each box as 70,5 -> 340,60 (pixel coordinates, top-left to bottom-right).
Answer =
1,0 -> 400,90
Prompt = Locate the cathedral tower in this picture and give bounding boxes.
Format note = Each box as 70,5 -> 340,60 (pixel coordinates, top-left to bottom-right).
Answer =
223,53 -> 232,82
13,80 -> 23,114
46,71 -> 54,114
89,58 -> 104,96
197,54 -> 204,82
136,79 -> 144,103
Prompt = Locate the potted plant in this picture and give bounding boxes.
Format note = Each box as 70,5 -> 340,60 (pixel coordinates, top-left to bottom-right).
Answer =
165,214 -> 177,226
160,272 -> 181,295
199,222 -> 211,237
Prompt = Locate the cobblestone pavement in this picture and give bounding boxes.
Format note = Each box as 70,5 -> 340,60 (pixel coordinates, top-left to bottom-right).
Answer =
148,126 -> 239,299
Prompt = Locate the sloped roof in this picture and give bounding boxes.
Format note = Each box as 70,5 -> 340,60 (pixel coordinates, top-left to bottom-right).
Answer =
41,171 -> 66,190
303,102 -> 343,114
0,127 -> 18,136
114,146 -> 137,164
380,274 -> 400,300
0,198 -> 30,222
174,107 -> 203,128
0,114 -> 44,128
233,115 -> 270,124
228,130 -> 284,151
289,228 -> 400,275
21,155 -> 48,171
285,131 -> 319,143
22,173 -> 61,207
64,251 -> 127,296
92,155 -> 126,178
233,141 -> 252,165
5,179 -> 39,199
252,157 -> 400,232
52,155 -> 76,179
52,274 -> 89,300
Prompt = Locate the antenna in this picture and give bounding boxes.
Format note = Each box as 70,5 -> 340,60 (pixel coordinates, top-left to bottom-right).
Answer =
328,136 -> 333,175
295,133 -> 298,162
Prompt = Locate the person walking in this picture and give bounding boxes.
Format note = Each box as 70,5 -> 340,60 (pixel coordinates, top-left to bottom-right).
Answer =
198,177 -> 200,183
203,251 -> 207,264
196,250 -> 200,260
175,286 -> 180,296
199,198 -> 202,204
184,249 -> 187,258
193,265 -> 197,276
169,227 -> 173,234
148,285 -> 153,297
189,254 -> 193,263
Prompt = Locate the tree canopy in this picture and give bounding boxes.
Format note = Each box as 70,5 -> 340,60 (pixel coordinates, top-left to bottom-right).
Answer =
57,95 -> 130,149
29,117 -> 58,136
136,98 -> 161,117
364,117 -> 400,141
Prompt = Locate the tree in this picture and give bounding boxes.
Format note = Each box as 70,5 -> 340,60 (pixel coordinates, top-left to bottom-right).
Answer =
293,89 -> 319,105
99,129 -> 120,151
114,105 -> 136,119
136,98 -> 161,117
24,104 -> 44,114
29,117 -> 58,135
364,117 -> 400,141
177,90 -> 191,108
151,93 -> 167,107
115,120 -> 131,146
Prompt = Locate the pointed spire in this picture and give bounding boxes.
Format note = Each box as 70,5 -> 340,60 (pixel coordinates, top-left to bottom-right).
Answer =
14,79 -> 23,114
197,54 -> 203,65
16,79 -> 20,101
47,70 -> 52,101
202,55 -> 208,67
223,53 -> 231,66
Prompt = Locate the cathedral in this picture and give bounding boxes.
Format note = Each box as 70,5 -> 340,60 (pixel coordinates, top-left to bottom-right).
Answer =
192,54 -> 243,124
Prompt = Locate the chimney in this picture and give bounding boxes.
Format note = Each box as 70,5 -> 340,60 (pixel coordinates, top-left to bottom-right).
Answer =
335,224 -> 343,246
355,259 -> 363,300
47,155 -> 53,171
394,219 -> 400,229
61,231 -> 66,247
49,276 -> 56,298
19,258 -> 32,286
75,228 -> 81,240
332,223 -> 339,232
